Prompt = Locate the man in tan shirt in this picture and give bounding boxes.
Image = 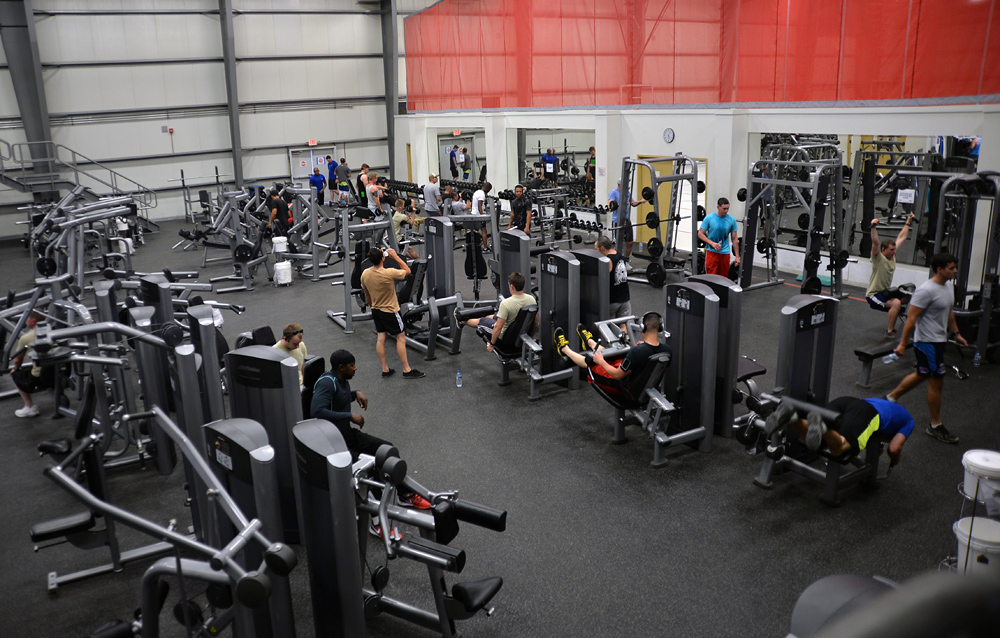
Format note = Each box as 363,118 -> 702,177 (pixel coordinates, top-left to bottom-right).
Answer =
360,247 -> 425,379
271,322 -> 307,387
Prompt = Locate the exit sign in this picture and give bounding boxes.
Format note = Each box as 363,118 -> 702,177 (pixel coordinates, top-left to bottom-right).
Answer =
453,130 -> 461,136
308,139 -> 317,146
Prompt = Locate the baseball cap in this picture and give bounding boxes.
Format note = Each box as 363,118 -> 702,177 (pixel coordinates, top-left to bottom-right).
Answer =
429,173 -> 438,179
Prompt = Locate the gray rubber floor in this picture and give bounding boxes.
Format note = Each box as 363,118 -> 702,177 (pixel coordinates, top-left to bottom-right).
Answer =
1,215 -> 997,637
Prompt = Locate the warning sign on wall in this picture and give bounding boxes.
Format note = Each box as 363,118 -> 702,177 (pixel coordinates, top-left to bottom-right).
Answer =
316,157 -> 325,166
300,160 -> 307,167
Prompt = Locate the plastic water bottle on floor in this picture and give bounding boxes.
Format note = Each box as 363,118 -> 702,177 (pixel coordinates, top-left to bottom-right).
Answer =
882,353 -> 899,365
973,350 -> 981,368
456,370 -> 463,388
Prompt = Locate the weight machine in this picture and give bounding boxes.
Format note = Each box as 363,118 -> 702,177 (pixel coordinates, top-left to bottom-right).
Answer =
737,145 -> 849,297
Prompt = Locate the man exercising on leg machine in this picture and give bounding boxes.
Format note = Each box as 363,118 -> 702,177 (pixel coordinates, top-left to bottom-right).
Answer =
554,312 -> 670,404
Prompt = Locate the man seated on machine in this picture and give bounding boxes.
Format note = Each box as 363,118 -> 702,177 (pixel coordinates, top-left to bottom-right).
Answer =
267,188 -> 290,236
507,184 -> 532,234
553,313 -> 670,404
763,396 -> 915,467
310,349 -> 431,540
272,322 -> 307,388
459,272 -> 536,353
866,214 -> 917,338
10,311 -> 53,418
392,198 -> 424,260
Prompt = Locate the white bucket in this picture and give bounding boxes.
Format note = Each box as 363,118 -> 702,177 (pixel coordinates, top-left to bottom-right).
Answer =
962,449 -> 1000,502
272,236 -> 288,253
953,517 -> 1000,575
273,261 -> 293,285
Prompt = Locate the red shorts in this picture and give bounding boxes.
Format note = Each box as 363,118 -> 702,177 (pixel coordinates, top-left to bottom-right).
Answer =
705,250 -> 730,277
588,357 -> 631,401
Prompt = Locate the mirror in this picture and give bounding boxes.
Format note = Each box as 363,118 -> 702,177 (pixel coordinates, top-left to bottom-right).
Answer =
436,129 -> 485,184
746,133 -> 982,268
516,128 -> 596,200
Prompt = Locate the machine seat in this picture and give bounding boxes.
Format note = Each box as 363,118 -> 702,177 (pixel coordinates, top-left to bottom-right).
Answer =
736,356 -> 767,382
452,576 -> 504,613
475,305 -> 537,361
38,438 -> 72,457
588,352 -> 671,412
30,511 -> 96,543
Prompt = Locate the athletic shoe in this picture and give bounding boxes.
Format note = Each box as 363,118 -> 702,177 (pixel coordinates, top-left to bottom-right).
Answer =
577,323 -> 595,348
398,492 -> 432,510
15,405 -> 39,418
925,424 -> 959,444
763,401 -> 797,437
884,394 -> 896,403
805,411 -> 827,452
382,368 -> 396,378
369,520 -> 402,542
402,369 -> 425,379
553,327 -> 570,353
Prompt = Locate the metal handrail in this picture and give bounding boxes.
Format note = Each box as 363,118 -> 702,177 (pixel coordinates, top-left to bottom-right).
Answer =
3,138 -> 157,211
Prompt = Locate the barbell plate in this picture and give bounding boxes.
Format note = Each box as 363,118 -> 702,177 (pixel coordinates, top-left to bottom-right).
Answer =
641,186 -> 655,202
697,181 -> 706,194
647,237 -> 664,258
797,213 -> 810,230
736,188 -> 747,202
646,262 -> 667,287
645,212 -> 660,229
801,276 -> 823,294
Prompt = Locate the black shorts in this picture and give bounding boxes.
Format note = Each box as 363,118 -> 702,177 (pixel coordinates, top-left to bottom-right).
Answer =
371,308 -> 404,335
826,397 -> 879,454
618,220 -> 633,243
12,368 -> 51,394
450,167 -> 459,179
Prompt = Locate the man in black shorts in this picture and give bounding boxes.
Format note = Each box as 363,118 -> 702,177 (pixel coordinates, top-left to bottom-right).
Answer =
763,396 -> 915,466
595,236 -> 630,320
554,312 -> 670,403
507,184 -> 532,234
267,188 -> 290,236
359,247 -> 425,379
10,311 -> 53,418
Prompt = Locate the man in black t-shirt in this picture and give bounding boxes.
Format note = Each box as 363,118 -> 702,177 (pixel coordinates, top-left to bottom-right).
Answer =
507,184 -> 532,233
596,236 -> 630,319
554,312 -> 669,402
267,189 -> 290,236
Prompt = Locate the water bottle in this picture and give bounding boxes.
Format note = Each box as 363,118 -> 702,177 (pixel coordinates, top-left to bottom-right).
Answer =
456,369 -> 463,388
882,353 -> 898,365
973,350 -> 981,368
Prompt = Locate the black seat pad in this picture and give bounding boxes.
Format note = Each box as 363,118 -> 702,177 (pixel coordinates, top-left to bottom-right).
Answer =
30,511 -> 95,543
452,576 -> 503,613
38,438 -> 72,457
736,356 -> 767,382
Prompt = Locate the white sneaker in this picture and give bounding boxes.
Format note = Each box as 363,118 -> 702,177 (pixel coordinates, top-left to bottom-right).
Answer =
15,405 -> 40,418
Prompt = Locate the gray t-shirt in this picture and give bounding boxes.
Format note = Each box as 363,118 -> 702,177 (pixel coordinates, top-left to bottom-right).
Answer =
451,200 -> 467,214
423,182 -> 441,212
910,279 -> 954,343
335,163 -> 350,184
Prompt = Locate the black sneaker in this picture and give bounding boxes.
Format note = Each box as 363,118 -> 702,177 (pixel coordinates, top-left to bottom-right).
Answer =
577,323 -> 595,348
382,368 -> 396,378
553,327 -> 570,354
402,369 -> 425,379
925,424 -> 959,444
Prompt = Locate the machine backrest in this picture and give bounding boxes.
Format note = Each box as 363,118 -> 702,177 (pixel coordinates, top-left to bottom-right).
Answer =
629,352 -> 672,400
252,324 -> 277,347
396,259 -> 427,306
495,304 -> 538,357
301,356 -> 326,418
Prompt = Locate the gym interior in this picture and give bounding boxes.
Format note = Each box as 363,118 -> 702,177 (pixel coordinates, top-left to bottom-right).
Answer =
2,1 -> 999,637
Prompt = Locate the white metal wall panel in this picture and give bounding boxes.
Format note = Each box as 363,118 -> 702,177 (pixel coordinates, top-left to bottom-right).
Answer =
0,70 -> 19,119
236,58 -> 383,102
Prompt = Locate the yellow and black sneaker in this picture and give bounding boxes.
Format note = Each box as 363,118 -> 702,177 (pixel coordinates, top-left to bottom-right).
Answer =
577,323 -> 595,348
553,327 -> 570,354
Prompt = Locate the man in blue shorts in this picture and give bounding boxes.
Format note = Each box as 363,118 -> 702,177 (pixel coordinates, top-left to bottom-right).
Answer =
886,253 -> 967,444
765,396 -> 915,467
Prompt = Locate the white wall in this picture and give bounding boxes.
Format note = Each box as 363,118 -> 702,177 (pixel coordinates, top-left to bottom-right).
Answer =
399,102 -> 1000,289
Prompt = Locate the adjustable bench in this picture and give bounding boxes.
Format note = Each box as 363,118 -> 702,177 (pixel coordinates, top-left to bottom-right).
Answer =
854,339 -> 912,388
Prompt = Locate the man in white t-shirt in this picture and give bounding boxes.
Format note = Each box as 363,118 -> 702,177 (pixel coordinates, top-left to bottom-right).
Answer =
471,181 -> 492,249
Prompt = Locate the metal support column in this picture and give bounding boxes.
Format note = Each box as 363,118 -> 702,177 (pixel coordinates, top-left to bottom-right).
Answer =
380,0 -> 398,178
218,0 -> 244,187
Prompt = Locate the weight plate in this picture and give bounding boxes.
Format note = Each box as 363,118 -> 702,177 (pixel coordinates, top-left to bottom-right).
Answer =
233,245 -> 253,263
647,237 -> 664,258
697,180 -> 706,194
641,186 -> 655,202
646,262 -> 667,287
801,276 -> 823,294
645,212 -> 660,229
36,257 -> 57,277
797,213 -> 810,230
736,188 -> 747,202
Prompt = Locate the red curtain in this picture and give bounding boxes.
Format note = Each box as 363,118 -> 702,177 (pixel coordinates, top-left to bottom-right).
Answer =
405,0 -> 1000,111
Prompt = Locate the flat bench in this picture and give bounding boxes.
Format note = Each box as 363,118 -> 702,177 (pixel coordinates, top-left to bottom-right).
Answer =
854,339 -> 912,388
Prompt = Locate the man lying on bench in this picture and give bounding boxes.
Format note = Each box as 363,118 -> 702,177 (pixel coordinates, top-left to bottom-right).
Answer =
553,312 -> 670,404
763,396 -> 915,467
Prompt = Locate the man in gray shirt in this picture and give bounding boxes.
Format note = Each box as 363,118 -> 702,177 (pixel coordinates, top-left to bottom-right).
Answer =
334,159 -> 351,206
423,173 -> 442,216
887,252 -> 967,444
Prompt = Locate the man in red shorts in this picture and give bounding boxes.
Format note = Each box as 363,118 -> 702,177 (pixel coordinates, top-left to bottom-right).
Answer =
697,197 -> 740,276
553,313 -> 670,403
